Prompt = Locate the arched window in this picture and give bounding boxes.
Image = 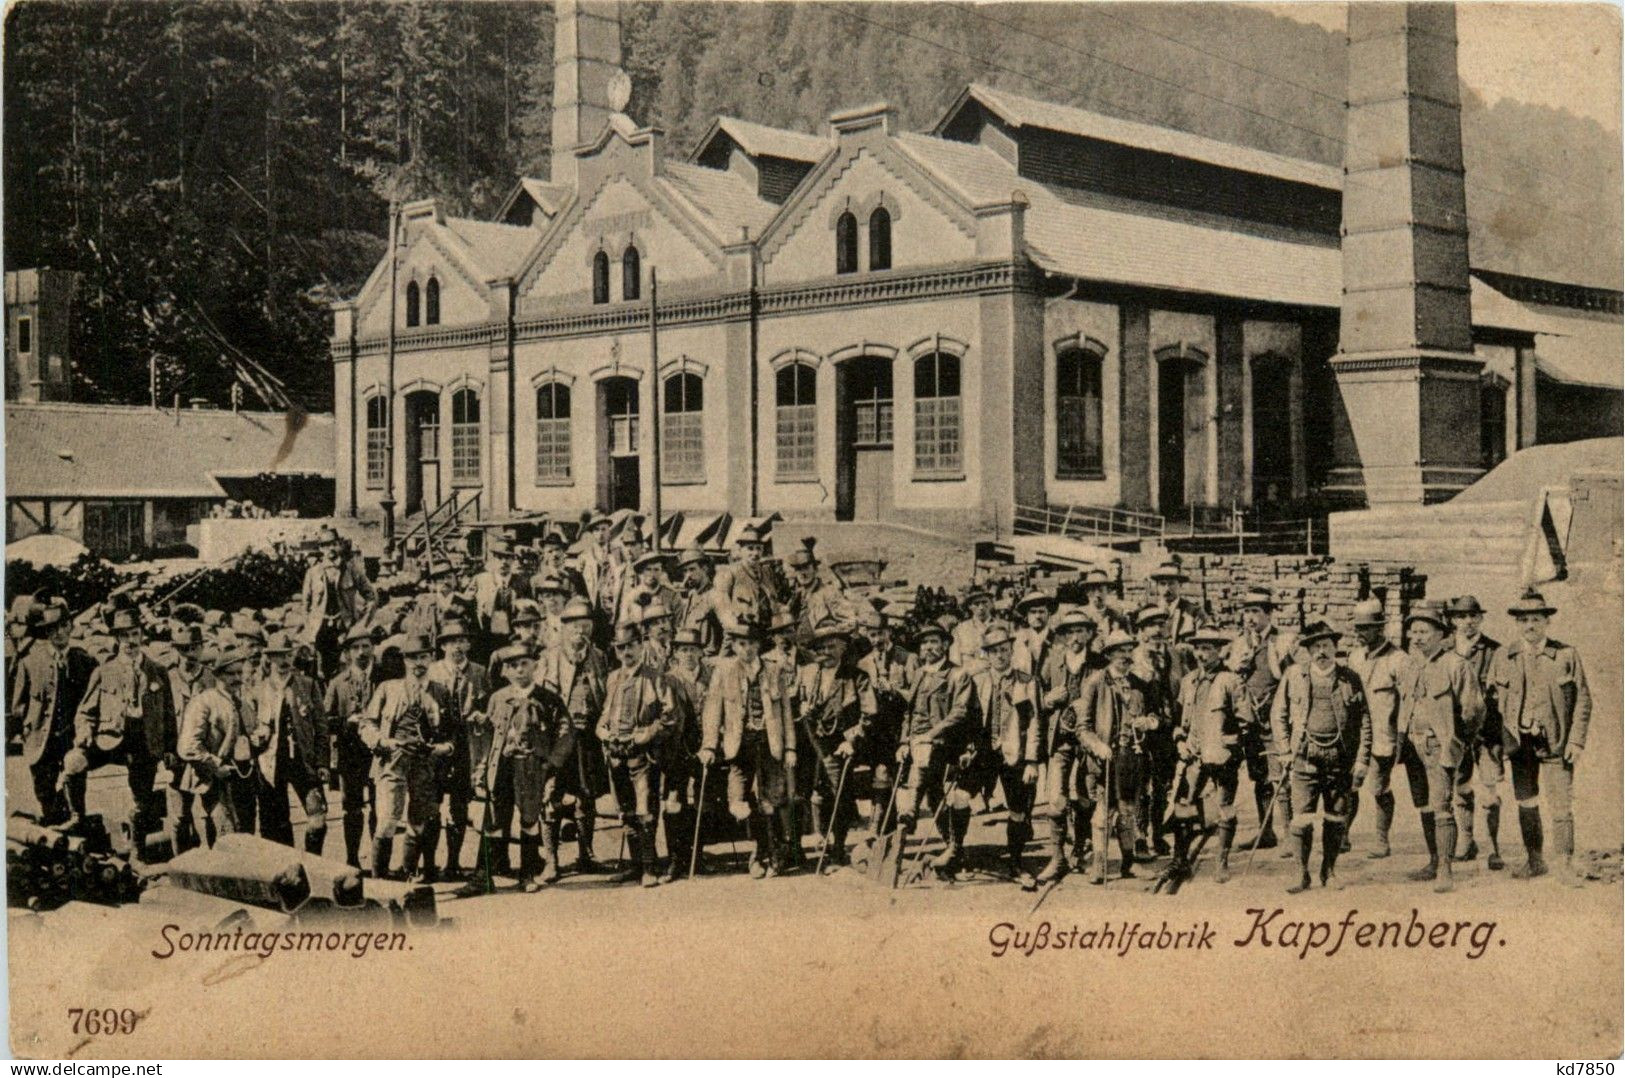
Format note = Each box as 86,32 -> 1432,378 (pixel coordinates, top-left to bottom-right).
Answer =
913,352 -> 961,475
451,388 -> 481,486
868,207 -> 892,271
405,281 -> 420,327
775,362 -> 817,478
835,211 -> 858,275
535,382 -> 572,481
661,371 -> 704,482
365,395 -> 388,489
622,245 -> 641,301
1481,374 -> 1508,470
425,277 -> 440,325
1056,345 -> 1104,478
592,251 -> 610,304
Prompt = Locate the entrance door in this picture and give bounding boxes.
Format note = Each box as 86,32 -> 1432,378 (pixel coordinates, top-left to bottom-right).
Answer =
1157,359 -> 1187,509
836,357 -> 894,521
1252,357 -> 1293,504
599,377 -> 641,511
404,390 -> 442,516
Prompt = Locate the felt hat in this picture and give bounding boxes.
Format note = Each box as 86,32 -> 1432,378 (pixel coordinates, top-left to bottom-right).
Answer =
1298,620 -> 1340,647
493,643 -> 537,666
397,633 -> 436,658
1148,561 -> 1188,582
1134,605 -> 1169,630
1447,595 -> 1486,616
560,599 -> 594,623
1506,589 -> 1558,617
1015,589 -> 1056,613
980,625 -> 1016,651
1351,599 -> 1386,626
809,619 -> 854,645
677,545 -> 710,570
1238,587 -> 1275,610
1404,602 -> 1451,632
1100,629 -> 1137,654
437,619 -> 472,644
671,627 -> 704,650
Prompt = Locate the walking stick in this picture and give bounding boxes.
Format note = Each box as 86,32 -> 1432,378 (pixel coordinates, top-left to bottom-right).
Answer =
815,754 -> 854,875
903,778 -> 959,887
1241,738 -> 1303,881
688,761 -> 709,879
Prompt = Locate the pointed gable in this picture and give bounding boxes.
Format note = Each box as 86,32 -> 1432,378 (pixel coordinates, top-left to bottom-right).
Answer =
354,200 -> 523,335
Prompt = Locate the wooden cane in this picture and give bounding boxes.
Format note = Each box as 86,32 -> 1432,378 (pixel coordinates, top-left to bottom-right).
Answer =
1241,738 -> 1303,881
814,753 -> 854,876
688,761 -> 709,879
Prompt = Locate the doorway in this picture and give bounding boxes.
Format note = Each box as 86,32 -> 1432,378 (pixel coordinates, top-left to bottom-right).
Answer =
404,390 -> 441,516
599,376 -> 641,511
1252,356 -> 1293,504
835,356 -> 895,521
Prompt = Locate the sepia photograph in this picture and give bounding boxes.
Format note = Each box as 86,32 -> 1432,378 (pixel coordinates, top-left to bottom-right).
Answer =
2,0 -> 1621,1061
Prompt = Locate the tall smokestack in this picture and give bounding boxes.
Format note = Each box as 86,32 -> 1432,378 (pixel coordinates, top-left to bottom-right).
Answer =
552,0 -> 624,189
1327,2 -> 1485,506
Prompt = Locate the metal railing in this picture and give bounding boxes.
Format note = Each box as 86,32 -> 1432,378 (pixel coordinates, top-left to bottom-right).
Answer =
395,488 -> 482,570
1011,501 -> 1166,540
1012,499 -> 1327,556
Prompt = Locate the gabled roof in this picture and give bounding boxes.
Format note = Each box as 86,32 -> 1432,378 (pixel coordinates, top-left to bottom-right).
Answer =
443,217 -> 538,279
935,83 -> 1341,191
5,403 -> 335,500
495,177 -> 573,224
689,116 -> 829,165
659,160 -> 781,242
896,132 -> 1341,308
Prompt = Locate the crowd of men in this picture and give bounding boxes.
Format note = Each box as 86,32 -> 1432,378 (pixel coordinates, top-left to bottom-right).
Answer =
5,512 -> 1596,899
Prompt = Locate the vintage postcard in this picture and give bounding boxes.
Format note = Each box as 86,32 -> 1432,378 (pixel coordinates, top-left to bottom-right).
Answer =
4,0 -> 1621,1060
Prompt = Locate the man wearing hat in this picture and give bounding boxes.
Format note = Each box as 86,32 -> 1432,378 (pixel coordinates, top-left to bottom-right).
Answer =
960,625 -> 1041,886
1489,589 -> 1592,883
177,648 -> 257,845
1148,560 -> 1205,644
465,643 -> 568,893
949,587 -> 994,670
67,609 -> 178,855
6,596 -> 41,725
1172,627 -> 1257,883
301,526 -> 377,681
531,574 -> 572,653
598,625 -> 681,886
407,560 -> 473,642
11,605 -> 97,825
532,528 -> 588,601
1034,607 -> 1103,881
243,632 -> 330,856
1073,630 -> 1154,884
576,512 -> 616,611
857,609 -> 918,837
323,621 -> 386,869
472,538 -> 533,665
700,617 -> 794,878
671,545 -> 725,656
488,602 -> 544,692
1231,586 -> 1297,853
1269,621 -> 1370,892
791,620 -> 878,873
1345,598 -> 1407,860
616,550 -> 678,631
600,517 -> 651,624
714,522 -> 778,627
1130,605 -> 1180,858
360,633 -> 453,880
1012,590 -> 1057,677
1079,569 -> 1129,643
427,619 -> 490,881
787,544 -> 857,637
163,625 -> 214,855
893,616 -> 973,870
1395,601 -> 1484,893
537,599 -> 612,874
1447,595 -> 1506,869
660,627 -> 713,881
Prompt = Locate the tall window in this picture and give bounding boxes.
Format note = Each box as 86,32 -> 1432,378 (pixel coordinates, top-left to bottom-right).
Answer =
835,211 -> 858,274
622,245 -> 641,301
16,316 -> 31,354
536,382 -> 572,481
661,372 -> 704,482
1481,377 -> 1508,470
592,251 -> 610,304
405,281 -> 420,327
868,207 -> 892,271
1056,345 -> 1104,478
425,277 -> 440,325
914,352 -> 962,475
365,395 -> 388,489
775,363 -> 817,478
451,388 -> 481,486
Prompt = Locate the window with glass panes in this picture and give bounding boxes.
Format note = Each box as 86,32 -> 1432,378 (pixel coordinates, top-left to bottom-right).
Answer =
365,395 -> 388,488
775,363 -> 817,477
1056,346 -> 1104,478
451,388 -> 481,485
914,352 -> 961,474
661,372 -> 704,482
535,382 -> 572,481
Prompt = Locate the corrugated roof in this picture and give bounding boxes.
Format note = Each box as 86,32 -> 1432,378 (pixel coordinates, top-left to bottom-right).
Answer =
1469,276 -> 1622,390
445,217 -> 538,278
939,83 -> 1342,191
704,116 -> 828,164
660,160 -> 781,241
5,403 -> 335,500
897,132 -> 1341,307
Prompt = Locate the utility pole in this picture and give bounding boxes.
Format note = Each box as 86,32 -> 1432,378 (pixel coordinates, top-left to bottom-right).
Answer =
381,198 -> 400,550
648,268 -> 662,553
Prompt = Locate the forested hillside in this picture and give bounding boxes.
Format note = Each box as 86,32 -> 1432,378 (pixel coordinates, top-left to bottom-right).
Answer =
4,2 -> 1617,412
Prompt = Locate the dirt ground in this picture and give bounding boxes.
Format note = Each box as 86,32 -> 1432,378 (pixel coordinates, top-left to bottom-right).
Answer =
8,742 -> 1622,1059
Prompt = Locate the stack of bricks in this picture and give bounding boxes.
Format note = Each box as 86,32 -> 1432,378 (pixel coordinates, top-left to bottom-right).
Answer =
1120,554 -> 1427,636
